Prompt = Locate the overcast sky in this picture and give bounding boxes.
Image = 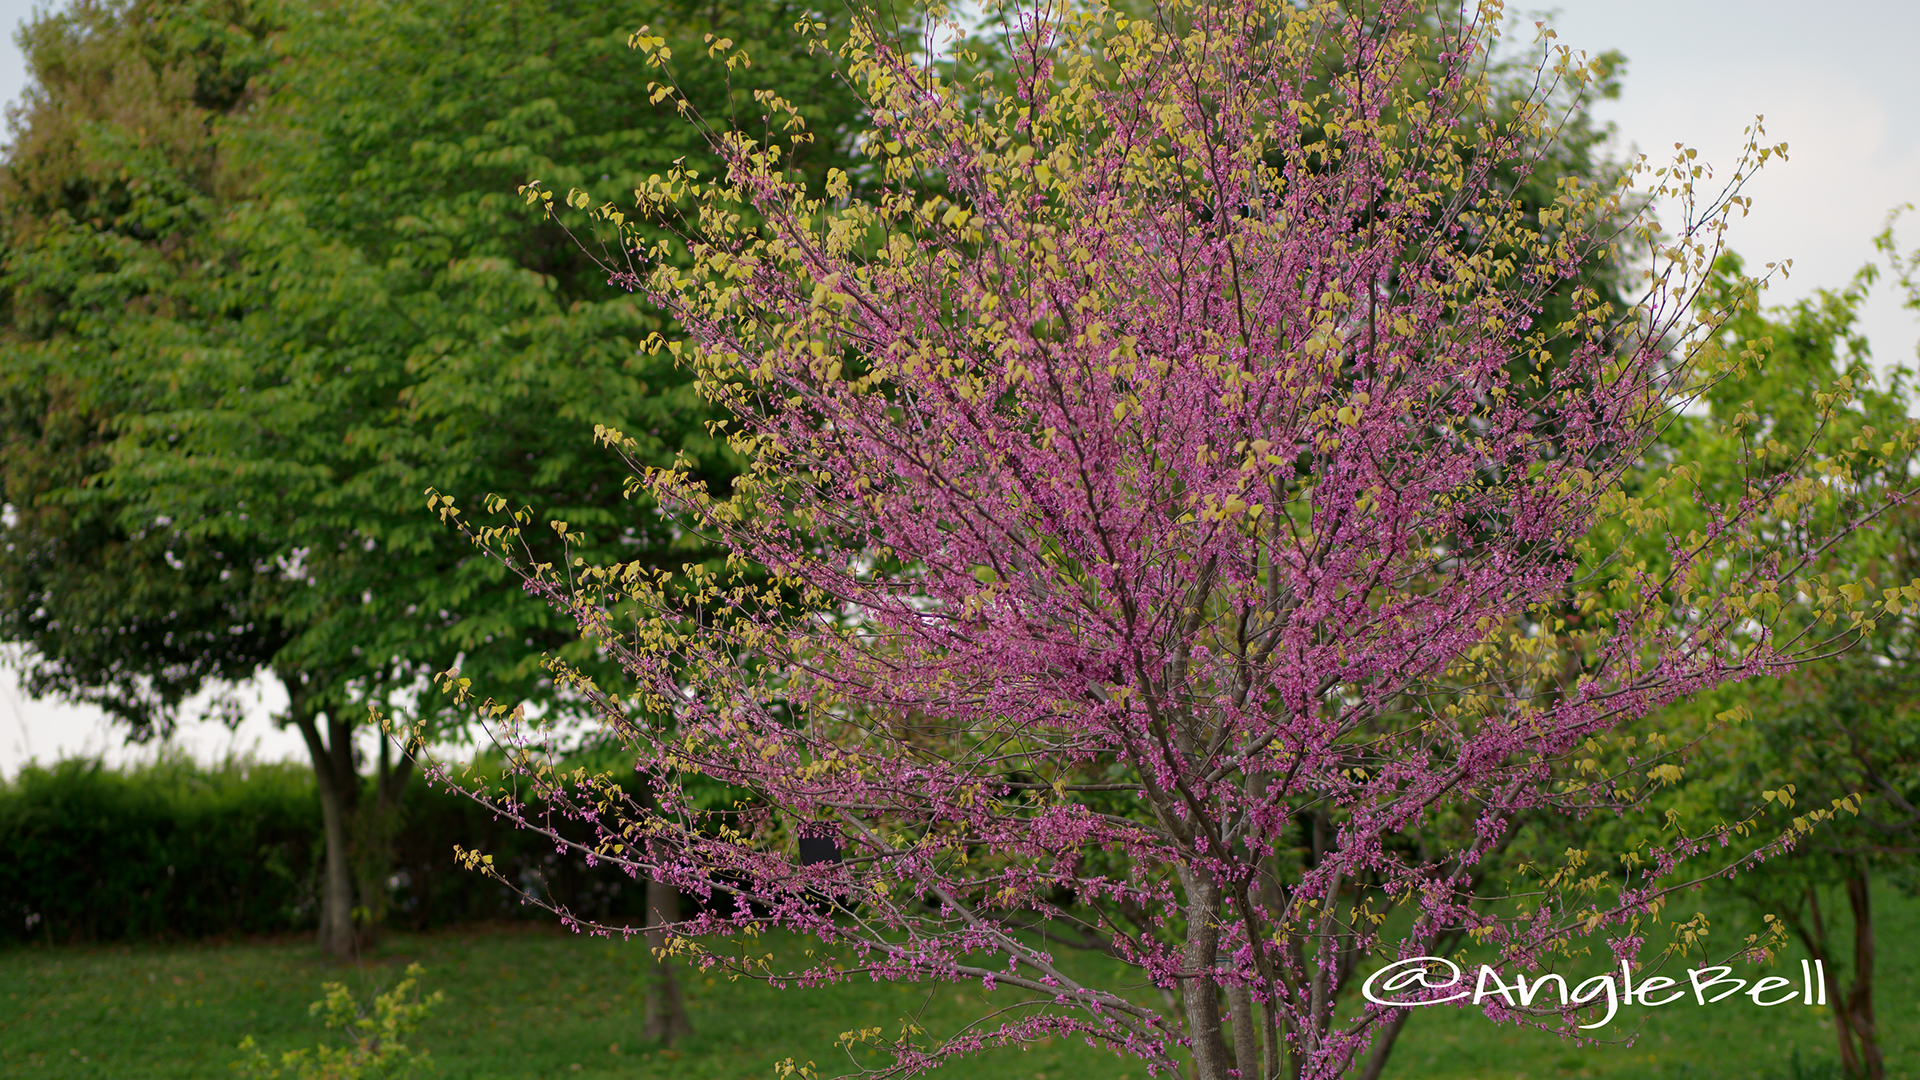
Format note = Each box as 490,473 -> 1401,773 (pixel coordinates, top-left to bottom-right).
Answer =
4,0 -> 1919,778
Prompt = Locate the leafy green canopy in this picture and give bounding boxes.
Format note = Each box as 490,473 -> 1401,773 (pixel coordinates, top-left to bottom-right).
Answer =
1555,247 -> 1920,1080
0,0 -> 284,731
1,0 -> 867,739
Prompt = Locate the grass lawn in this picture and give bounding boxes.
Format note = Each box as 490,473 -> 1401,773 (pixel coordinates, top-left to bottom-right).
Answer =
0,922 -> 1150,1080
1375,883 -> 1920,1080
1,887 -> 1913,1080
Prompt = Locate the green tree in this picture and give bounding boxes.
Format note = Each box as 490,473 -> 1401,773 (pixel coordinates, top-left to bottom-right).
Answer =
1677,256 -> 1919,1080
0,0 -> 867,1011
1709,663 -> 1918,1080
0,0 -> 283,736
1549,246 -> 1920,1080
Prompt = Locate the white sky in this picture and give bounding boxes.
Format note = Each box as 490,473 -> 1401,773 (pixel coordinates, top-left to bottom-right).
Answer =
1543,0 -> 1920,381
4,0 -> 1918,778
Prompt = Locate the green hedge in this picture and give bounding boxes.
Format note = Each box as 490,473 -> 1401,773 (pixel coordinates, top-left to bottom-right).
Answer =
0,754 -> 651,944
0,756 -> 318,943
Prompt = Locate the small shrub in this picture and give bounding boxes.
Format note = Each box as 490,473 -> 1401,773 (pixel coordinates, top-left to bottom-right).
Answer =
232,962 -> 445,1079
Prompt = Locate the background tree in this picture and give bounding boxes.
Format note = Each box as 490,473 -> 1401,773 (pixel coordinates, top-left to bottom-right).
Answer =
1598,244 -> 1920,1080
0,0 -> 868,996
0,0 -> 282,739
1714,663 -> 1919,1080
425,2 -> 1920,1078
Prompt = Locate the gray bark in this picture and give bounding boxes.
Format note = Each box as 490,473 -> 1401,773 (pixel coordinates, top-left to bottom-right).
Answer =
1180,872 -> 1234,1080
289,674 -> 415,960
291,682 -> 357,960
1227,980 -> 1261,1079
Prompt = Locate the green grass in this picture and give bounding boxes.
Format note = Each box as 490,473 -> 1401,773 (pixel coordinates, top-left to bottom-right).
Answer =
0,923 -> 1146,1080
1381,955 -> 1918,1080
1,888 -> 1913,1079
1374,883 -> 1920,1080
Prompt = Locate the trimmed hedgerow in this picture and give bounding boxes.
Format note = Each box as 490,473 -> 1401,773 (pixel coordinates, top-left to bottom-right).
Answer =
0,752 -> 657,943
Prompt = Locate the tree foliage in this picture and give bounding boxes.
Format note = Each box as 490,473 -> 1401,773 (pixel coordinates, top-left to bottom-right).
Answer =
0,0 -> 283,734
1600,239 -> 1920,1080
0,0 -> 868,965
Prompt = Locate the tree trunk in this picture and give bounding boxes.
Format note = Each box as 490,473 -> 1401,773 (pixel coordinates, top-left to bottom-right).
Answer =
290,680 -> 358,961
1353,1007 -> 1412,1080
1843,871 -> 1882,1080
1796,887 -> 1859,1079
1257,871 -> 1292,1080
636,774 -> 691,1045
349,735 -> 414,946
1796,872 -> 1883,1080
1354,921 -> 1466,1080
1227,980 -> 1260,1079
1180,872 -> 1234,1080
643,876 -> 692,1045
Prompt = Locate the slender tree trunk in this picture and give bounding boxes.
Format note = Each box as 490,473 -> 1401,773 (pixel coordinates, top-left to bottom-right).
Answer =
643,876 -> 691,1044
1354,921 -> 1467,1080
287,673 -> 416,960
313,776 -> 357,959
1227,981 -> 1260,1079
1797,887 -> 1861,1079
1257,871 -> 1291,1080
1844,871 -> 1882,1080
1182,972 -> 1231,1080
637,771 -> 691,1045
1180,872 -> 1234,1080
1353,1007 -> 1412,1080
1798,875 -> 1882,1080
290,681 -> 357,961
349,735 -> 414,946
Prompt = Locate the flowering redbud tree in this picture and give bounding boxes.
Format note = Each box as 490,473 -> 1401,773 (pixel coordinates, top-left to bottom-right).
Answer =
416,1 -> 1920,1077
